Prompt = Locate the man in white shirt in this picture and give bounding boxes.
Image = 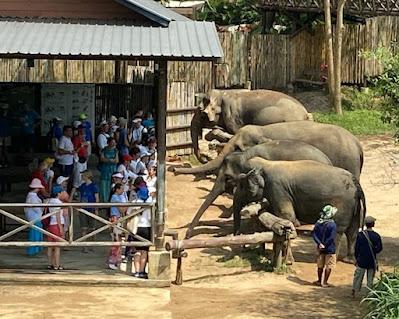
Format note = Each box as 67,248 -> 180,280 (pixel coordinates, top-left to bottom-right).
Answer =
131,118 -> 147,146
97,121 -> 110,152
57,126 -> 75,177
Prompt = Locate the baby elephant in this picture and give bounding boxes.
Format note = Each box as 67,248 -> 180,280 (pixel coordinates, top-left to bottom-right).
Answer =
233,158 -> 366,261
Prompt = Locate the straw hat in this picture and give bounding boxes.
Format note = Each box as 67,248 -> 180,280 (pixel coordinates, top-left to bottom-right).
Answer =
29,178 -> 45,189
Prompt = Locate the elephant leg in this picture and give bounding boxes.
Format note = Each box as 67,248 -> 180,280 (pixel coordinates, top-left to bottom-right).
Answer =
274,200 -> 299,226
335,232 -> 345,261
343,230 -> 357,264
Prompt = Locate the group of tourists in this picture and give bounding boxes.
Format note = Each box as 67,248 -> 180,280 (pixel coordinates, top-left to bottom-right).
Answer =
24,111 -> 157,279
313,205 -> 383,297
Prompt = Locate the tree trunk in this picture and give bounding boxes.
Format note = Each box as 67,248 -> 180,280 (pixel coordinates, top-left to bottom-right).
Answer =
334,0 -> 346,116
324,0 -> 335,108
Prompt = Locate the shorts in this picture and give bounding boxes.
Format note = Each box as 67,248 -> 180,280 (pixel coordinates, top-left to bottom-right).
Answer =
47,224 -> 64,242
136,227 -> 151,251
79,210 -> 95,229
317,253 -> 336,269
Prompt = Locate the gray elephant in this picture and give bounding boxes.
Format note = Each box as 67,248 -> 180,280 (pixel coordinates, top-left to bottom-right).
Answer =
233,158 -> 366,261
185,140 -> 333,238
191,89 -> 311,162
176,121 -> 364,180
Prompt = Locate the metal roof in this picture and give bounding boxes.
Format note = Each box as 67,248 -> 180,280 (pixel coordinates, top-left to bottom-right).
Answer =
0,19 -> 223,60
115,0 -> 190,26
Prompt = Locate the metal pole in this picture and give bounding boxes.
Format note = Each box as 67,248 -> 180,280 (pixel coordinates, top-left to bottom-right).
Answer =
69,206 -> 73,243
155,60 -> 167,250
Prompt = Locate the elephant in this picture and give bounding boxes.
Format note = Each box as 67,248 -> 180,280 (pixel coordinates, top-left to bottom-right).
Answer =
175,121 -> 364,180
191,89 -> 311,162
185,140 -> 333,238
233,158 -> 366,261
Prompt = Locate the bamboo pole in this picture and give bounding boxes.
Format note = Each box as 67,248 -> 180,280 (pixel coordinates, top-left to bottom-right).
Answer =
324,0 -> 336,107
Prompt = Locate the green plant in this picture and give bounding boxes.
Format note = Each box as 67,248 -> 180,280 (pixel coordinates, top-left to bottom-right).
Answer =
341,86 -> 386,111
199,0 -> 261,26
361,269 -> 399,319
363,47 -> 399,136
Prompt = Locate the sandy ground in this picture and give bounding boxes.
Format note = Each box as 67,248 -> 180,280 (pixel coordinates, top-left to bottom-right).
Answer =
0,135 -> 398,319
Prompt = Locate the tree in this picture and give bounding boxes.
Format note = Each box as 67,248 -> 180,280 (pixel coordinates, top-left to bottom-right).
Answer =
324,0 -> 346,115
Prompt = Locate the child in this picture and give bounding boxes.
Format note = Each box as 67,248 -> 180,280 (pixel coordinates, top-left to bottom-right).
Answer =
107,183 -> 128,270
79,170 -> 99,253
132,185 -> 153,279
47,185 -> 67,270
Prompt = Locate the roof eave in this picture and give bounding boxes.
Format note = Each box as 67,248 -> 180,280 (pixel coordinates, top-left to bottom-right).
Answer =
114,0 -> 170,26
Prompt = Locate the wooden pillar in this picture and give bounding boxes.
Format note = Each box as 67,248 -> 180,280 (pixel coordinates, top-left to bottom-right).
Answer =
155,60 -> 167,250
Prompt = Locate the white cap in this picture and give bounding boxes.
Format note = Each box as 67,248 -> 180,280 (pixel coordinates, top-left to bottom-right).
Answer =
56,176 -> 69,185
73,120 -> 82,129
112,172 -> 124,179
133,118 -> 142,123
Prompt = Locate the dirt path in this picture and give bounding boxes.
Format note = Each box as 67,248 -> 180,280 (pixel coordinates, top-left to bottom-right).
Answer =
168,135 -> 399,319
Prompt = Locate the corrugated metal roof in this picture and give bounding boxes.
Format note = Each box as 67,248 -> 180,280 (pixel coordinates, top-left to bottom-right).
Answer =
0,19 -> 223,60
116,0 -> 190,25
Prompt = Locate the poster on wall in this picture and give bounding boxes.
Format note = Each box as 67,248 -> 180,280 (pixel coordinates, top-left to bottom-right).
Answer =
41,84 -> 95,136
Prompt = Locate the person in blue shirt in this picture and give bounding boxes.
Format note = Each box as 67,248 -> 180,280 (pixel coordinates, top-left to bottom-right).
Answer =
79,170 -> 99,253
352,216 -> 383,298
312,205 -> 338,287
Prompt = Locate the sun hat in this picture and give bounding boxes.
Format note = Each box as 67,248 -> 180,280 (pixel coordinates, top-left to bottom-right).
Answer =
148,160 -> 157,169
112,172 -> 124,179
79,113 -> 88,120
140,151 -> 152,158
29,178 -> 45,189
364,216 -> 376,225
122,154 -> 134,162
52,185 -> 63,195
318,205 -> 338,223
56,176 -> 69,185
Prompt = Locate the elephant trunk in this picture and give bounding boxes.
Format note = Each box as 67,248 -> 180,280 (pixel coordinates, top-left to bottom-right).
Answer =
185,182 -> 225,238
174,138 -> 237,175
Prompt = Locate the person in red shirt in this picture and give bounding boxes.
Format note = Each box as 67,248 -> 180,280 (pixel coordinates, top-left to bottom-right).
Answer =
72,124 -> 89,158
31,160 -> 50,196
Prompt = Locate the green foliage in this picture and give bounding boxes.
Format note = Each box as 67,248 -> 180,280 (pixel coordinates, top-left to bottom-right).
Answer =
362,47 -> 399,135
341,86 -> 386,111
199,0 -> 260,26
314,110 -> 394,136
362,269 -> 399,319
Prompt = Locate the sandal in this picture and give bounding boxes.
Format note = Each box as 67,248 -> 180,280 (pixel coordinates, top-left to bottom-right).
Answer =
55,266 -> 64,271
47,265 -> 54,270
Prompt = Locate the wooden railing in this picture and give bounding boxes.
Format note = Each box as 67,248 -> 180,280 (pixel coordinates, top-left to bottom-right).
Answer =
0,202 -> 155,247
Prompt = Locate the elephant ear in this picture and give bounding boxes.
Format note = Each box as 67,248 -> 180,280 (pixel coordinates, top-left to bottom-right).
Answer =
245,168 -> 264,197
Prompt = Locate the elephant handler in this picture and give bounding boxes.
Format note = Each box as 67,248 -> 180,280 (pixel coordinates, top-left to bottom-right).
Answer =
312,205 -> 338,287
351,216 -> 383,299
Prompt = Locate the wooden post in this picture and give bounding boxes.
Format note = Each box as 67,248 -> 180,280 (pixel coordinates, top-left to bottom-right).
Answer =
155,60 -> 168,250
273,238 -> 283,268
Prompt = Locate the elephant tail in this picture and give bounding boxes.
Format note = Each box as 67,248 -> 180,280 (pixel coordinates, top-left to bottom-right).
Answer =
353,176 -> 366,229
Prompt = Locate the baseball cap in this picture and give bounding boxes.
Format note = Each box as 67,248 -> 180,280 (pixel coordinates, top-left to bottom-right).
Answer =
52,185 -> 63,195
56,176 -> 69,185
122,154 -> 134,162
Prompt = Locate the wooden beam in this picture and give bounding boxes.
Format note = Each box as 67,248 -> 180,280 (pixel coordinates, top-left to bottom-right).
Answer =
155,60 -> 168,250
165,232 -> 276,250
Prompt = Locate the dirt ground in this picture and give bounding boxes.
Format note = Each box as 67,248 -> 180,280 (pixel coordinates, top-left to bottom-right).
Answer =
168,135 -> 399,319
0,135 -> 398,319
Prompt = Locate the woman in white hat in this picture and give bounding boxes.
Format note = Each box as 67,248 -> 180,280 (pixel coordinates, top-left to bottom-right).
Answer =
24,178 -> 45,256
